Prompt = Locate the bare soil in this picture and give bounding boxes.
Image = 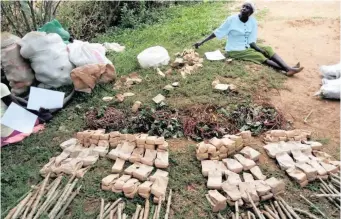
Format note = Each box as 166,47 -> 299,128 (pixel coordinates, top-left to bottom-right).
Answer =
256,1 -> 340,157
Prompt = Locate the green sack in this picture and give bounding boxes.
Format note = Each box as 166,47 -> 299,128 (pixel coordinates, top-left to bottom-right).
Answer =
38,19 -> 70,44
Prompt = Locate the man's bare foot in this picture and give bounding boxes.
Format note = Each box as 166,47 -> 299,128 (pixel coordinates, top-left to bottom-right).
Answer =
287,67 -> 304,76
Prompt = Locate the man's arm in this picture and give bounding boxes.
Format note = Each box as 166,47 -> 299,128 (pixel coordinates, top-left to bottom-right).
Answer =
194,33 -> 216,49
250,42 -> 265,54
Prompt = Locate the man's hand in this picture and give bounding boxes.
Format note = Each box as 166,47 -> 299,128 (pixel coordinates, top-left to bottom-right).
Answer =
193,42 -> 202,49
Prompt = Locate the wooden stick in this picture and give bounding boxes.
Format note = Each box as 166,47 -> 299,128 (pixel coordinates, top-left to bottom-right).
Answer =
303,110 -> 313,123
55,185 -> 82,219
48,181 -> 71,217
109,210 -> 114,219
274,201 -> 287,219
331,173 -> 341,181
264,205 -> 279,219
328,183 -> 340,194
122,213 -> 127,219
117,202 -> 122,219
217,213 -> 225,219
246,192 -> 264,219
133,204 -> 141,219
102,201 -> 122,219
49,178 -> 78,219
99,198 -> 122,219
100,198 -> 105,219
11,192 -> 33,219
269,201 -> 279,217
331,178 -> 340,187
155,198 -> 162,219
143,199 -> 150,219
104,202 -> 111,212
44,188 -> 62,213
319,177 -> 335,194
320,188 -> 341,209
292,208 -> 319,219
277,200 -> 292,219
164,189 -> 172,219
139,208 -> 144,219
299,195 -> 325,218
249,211 -> 256,219
277,197 -> 301,219
235,200 -> 239,219
262,210 -> 275,219
27,173 -> 51,219
4,207 -> 17,219
311,194 -> 341,198
34,175 -> 63,219
2,189 -> 33,219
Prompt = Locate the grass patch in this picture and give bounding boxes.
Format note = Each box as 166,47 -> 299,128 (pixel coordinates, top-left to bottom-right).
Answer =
1,2 -> 287,218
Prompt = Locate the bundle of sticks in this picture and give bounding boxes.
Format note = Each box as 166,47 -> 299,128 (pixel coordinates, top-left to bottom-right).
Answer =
98,189 -> 172,219
311,174 -> 341,209
4,174 -> 80,219
221,195 -> 320,219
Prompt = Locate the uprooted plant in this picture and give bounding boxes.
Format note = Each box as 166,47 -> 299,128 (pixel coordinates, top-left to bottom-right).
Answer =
227,103 -> 288,136
128,107 -> 184,138
84,102 -> 287,141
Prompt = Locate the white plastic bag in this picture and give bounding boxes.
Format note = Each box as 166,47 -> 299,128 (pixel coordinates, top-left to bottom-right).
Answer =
1,32 -> 35,95
316,78 -> 340,100
19,32 -> 74,88
103,42 -> 125,52
320,63 -> 341,79
68,40 -> 112,67
137,46 -> 170,68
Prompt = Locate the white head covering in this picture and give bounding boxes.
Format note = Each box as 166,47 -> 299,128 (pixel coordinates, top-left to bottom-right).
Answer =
244,1 -> 256,14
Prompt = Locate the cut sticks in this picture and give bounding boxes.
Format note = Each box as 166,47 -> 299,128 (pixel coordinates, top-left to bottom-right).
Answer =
133,204 -> 141,219
100,198 -> 105,219
299,195 -> 326,218
164,189 -> 172,219
264,205 -> 279,219
276,197 -> 300,219
293,208 -> 319,219
274,201 -> 287,219
55,186 -> 82,219
311,194 -> 341,198
246,192 -> 264,219
235,201 -> 239,219
143,199 -> 149,219
27,173 -> 51,219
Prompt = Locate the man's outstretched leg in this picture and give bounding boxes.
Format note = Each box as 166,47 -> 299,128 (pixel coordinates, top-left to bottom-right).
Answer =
271,53 -> 304,76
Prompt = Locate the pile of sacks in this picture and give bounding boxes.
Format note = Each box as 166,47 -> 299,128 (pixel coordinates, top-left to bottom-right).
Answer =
263,129 -> 311,143
196,131 -> 252,161
202,147 -> 285,211
315,63 -> 340,100
172,49 -> 204,78
99,132 -> 169,203
263,138 -> 340,187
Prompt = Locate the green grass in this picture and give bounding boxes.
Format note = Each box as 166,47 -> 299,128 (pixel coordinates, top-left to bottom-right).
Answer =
1,2 -> 287,218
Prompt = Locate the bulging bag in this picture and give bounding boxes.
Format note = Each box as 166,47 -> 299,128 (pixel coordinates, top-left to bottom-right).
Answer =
68,40 -> 112,67
19,32 -> 74,88
137,46 -> 170,68
320,63 -> 341,79
1,32 -> 35,95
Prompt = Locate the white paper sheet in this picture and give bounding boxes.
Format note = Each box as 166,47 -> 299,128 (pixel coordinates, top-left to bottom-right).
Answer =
205,50 -> 226,61
1,103 -> 37,133
27,87 -> 65,110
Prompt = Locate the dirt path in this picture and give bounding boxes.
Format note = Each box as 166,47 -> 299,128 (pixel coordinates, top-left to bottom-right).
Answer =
255,1 -> 340,156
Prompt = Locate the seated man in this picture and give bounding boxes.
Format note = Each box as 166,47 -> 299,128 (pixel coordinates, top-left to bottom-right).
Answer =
194,1 -> 304,76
